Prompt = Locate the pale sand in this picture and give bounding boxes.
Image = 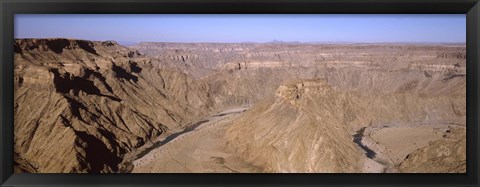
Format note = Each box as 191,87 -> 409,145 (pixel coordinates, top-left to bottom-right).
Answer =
362,158 -> 385,173
361,122 -> 465,170
132,107 -> 261,173
358,129 -> 394,173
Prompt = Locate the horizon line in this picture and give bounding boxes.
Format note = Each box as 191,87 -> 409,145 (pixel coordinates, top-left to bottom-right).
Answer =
14,37 -> 467,46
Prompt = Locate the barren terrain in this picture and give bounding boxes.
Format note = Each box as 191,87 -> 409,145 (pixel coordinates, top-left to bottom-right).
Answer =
14,39 -> 466,173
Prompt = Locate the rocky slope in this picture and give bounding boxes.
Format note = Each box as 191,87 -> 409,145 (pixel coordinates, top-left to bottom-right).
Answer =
14,39 -> 214,173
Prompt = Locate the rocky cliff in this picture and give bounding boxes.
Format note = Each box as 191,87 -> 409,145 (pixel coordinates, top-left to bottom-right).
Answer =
14,39 -> 214,173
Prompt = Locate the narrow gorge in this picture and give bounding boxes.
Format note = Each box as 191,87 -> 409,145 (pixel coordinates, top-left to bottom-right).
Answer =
14,39 -> 466,173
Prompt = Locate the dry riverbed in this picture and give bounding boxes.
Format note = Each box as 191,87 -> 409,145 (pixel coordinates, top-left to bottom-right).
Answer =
132,107 -> 262,173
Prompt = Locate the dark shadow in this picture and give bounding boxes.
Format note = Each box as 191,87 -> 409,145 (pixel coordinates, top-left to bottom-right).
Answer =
59,115 -> 72,128
74,131 -> 123,173
14,42 -> 23,54
84,69 -> 114,93
77,40 -> 99,55
51,68 -> 100,95
112,64 -> 138,83
127,51 -> 140,58
28,45 -> 38,50
98,128 -> 126,155
64,97 -> 90,123
423,71 -> 432,78
46,39 -> 70,54
130,61 -> 142,73
18,77 -> 24,86
50,68 -> 121,102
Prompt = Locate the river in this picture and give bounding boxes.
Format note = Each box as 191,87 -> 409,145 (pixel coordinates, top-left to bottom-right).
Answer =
353,127 -> 377,159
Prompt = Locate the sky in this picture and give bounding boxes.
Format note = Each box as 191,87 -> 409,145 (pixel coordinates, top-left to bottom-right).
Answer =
15,14 -> 466,44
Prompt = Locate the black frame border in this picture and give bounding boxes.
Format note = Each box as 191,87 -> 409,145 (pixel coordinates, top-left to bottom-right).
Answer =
1,0 -> 479,186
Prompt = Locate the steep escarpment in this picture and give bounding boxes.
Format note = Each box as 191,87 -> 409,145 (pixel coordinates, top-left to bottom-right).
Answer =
14,39 -> 213,173
133,42 -> 465,78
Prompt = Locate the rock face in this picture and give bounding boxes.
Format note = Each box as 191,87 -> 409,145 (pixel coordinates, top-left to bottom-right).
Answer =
14,39 -> 466,173
14,39 -> 213,173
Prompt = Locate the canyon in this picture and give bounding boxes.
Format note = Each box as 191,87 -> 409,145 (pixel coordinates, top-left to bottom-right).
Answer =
14,39 -> 466,173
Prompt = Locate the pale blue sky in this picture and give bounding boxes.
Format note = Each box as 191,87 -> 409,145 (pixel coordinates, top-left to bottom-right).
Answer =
15,14 -> 466,44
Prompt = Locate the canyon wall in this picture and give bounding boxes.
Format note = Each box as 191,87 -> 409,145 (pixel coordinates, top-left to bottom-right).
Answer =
14,39 -> 466,173
14,39 -> 214,172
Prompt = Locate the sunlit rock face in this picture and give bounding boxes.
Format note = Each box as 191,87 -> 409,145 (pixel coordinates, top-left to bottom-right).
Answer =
14,39 -> 213,173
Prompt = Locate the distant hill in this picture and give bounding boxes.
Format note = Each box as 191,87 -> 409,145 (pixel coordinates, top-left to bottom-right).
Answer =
266,40 -> 302,44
